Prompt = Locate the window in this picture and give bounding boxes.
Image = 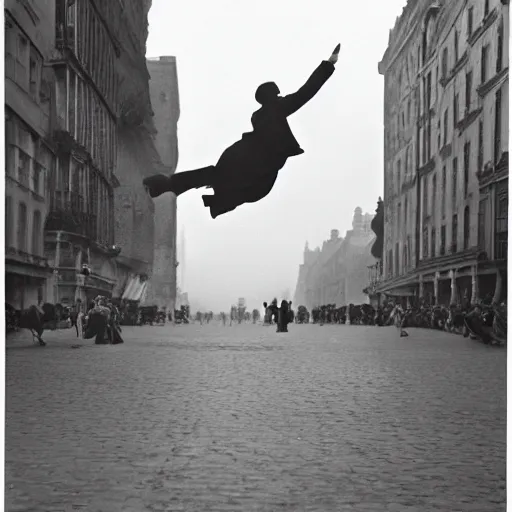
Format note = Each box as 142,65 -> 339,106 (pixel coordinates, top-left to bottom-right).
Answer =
463,142 -> 470,197
442,166 -> 447,218
463,206 -> 470,249
453,93 -> 459,128
423,176 -> 428,218
495,182 -> 508,259
426,72 -> 432,111
18,150 -> 30,188
423,226 -> 429,259
5,196 -> 13,247
16,33 -> 29,90
431,227 -> 436,258
441,47 -> 448,79
479,198 -> 487,249
481,45 -> 488,84
32,163 -> 41,195
5,18 -> 16,80
403,197 -> 409,235
465,71 -> 472,111
443,109 -> 449,146
397,159 -> 401,192
497,21 -> 504,73
5,114 -> 15,177
17,202 -> 28,252
432,174 -> 437,218
452,214 -> 458,252
32,210 -> 42,256
454,30 -> 459,62
407,99 -> 411,123
29,47 -> 42,101
440,225 -> 446,256
484,0 -> 490,17
478,121 -> 484,171
467,7 -> 473,37
495,88 -> 502,164
395,243 -> 399,275
452,157 -> 458,207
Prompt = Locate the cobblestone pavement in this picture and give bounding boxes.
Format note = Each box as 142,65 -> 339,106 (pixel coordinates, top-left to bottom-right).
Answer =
5,323 -> 506,512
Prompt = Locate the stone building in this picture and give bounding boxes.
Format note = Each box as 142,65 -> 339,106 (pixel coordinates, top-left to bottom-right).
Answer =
145,56 -> 181,312
293,208 -> 376,309
377,0 -> 509,305
110,2 -> 166,306
32,0 -> 163,307
4,0 -> 57,309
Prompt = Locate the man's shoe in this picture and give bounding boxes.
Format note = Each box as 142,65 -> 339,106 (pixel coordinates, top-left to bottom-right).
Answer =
143,174 -> 170,198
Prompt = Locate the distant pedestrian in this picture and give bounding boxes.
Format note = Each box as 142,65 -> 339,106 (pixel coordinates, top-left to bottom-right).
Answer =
277,300 -> 290,333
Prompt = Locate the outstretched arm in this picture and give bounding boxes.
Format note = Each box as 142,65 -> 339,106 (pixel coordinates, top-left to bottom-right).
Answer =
281,44 -> 340,116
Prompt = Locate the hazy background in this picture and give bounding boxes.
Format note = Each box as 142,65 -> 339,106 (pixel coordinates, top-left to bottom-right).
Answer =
146,0 -> 406,311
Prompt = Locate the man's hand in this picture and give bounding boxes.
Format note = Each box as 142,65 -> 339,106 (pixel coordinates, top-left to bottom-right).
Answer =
328,43 -> 341,64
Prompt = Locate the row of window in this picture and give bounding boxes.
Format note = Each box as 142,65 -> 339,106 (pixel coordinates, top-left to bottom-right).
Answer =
56,0 -> 117,110
440,8 -> 503,80
391,82 -> 503,212
55,66 -> 117,177
5,197 -> 43,257
388,185 -> 508,277
5,112 -> 53,197
48,154 -> 115,247
391,7 -> 504,161
5,13 -> 43,103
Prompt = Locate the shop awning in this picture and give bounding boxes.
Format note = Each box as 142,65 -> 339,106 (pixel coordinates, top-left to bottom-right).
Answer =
122,276 -> 148,302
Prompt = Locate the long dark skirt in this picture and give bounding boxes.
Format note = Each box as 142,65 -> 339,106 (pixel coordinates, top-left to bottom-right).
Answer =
84,313 -> 108,344
110,324 -> 124,344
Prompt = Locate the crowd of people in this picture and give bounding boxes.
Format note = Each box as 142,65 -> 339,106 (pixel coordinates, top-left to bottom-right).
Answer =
80,295 -> 124,345
303,300 -> 507,346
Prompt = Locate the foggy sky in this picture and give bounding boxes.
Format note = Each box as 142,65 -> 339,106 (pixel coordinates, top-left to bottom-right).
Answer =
146,0 -> 406,311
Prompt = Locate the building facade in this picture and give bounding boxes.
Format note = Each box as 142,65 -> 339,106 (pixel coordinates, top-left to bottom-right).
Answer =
110,2 -> 165,306
294,208 -> 376,309
377,0 -> 508,305
5,0 -> 56,309
145,56 -> 181,312
5,0 -> 172,311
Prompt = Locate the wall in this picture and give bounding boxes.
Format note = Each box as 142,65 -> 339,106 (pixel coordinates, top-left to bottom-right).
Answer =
114,127 -> 157,274
4,0 -> 56,308
294,209 -> 376,309
146,57 -> 181,310
378,0 -> 509,299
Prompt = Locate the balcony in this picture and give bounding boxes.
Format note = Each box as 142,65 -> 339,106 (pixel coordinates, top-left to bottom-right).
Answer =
5,246 -> 49,268
495,233 -> 508,261
46,194 -> 98,241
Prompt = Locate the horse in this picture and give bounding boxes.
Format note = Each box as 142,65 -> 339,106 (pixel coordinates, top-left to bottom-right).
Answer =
17,303 -> 59,346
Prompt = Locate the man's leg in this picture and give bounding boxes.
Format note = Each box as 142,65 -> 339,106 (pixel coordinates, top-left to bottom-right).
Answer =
144,166 -> 216,198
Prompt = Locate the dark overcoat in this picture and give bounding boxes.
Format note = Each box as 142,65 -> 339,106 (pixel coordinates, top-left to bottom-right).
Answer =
210,60 -> 336,216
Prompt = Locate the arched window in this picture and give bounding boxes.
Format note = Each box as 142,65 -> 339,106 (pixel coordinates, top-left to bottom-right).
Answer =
5,196 -> 13,247
442,166 -> 447,218
432,174 -> 437,217
441,47 -> 448,80
32,210 -> 42,256
404,196 -> 409,233
17,202 -> 27,252
395,242 -> 400,275
464,206 -> 470,249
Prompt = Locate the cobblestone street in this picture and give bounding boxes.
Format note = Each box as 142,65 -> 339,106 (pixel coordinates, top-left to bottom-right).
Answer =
5,323 -> 506,512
